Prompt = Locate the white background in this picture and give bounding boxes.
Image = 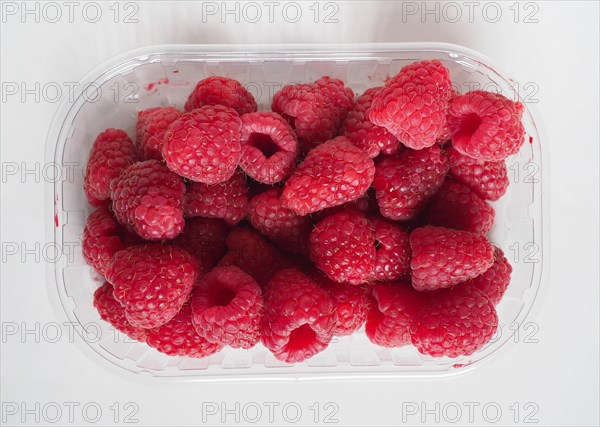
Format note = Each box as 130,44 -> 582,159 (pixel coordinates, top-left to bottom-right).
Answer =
1,1 -> 599,426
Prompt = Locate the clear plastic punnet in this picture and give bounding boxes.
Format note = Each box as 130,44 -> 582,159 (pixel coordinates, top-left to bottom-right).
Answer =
46,44 -> 547,381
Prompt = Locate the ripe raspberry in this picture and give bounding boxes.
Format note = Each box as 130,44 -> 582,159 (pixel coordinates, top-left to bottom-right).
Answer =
366,282 -> 424,347
239,112 -> 298,184
107,244 -> 198,329
447,146 -> 509,201
310,270 -> 369,336
411,286 -> 498,357
218,228 -> 294,287
93,282 -> 146,341
470,247 -> 512,306
281,137 -> 375,216
410,226 -> 494,291
425,180 -> 495,235
342,86 -> 401,158
247,188 -> 312,255
110,160 -> 185,240
373,145 -> 449,221
145,303 -> 222,358
370,60 -> 453,150
162,105 -> 242,184
191,266 -> 263,349
310,210 -> 376,285
184,169 -> 248,226
370,217 -> 411,281
135,107 -> 182,160
261,269 -> 335,362
184,76 -> 257,115
84,129 -> 137,205
174,217 -> 229,274
82,206 -> 127,277
272,77 -> 354,147
448,90 -> 525,161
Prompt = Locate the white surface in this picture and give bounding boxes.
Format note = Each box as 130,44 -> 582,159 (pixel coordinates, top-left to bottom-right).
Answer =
1,1 -> 598,426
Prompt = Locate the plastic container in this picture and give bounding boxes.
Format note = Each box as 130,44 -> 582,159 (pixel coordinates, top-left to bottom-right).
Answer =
46,43 -> 547,381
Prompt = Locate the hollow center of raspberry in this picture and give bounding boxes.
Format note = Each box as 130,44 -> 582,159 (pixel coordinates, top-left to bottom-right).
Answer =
211,287 -> 236,307
286,324 -> 317,352
248,133 -> 281,158
457,113 -> 482,137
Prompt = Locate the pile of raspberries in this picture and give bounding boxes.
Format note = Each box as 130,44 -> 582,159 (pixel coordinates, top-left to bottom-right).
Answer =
82,59 -> 523,363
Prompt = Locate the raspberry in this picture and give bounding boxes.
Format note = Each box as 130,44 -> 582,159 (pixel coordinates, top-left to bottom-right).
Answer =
247,188 -> 312,255
370,60 -> 453,150
310,271 -> 369,336
82,205 -> 127,277
470,247 -> 512,306
184,76 -> 257,115
135,107 -> 182,160
310,210 -> 376,285
191,266 -> 263,349
162,105 -> 242,184
447,146 -> 509,201
342,86 -> 401,158
84,129 -> 137,205
110,160 -> 185,240
410,226 -> 494,291
373,145 -> 449,221
366,282 -> 424,347
370,217 -> 411,281
145,303 -> 222,358
411,286 -> 498,357
174,217 -> 229,274
448,90 -> 525,161
281,137 -> 375,216
107,244 -> 198,329
239,112 -> 298,184
425,179 -> 495,235
184,169 -> 248,225
93,282 -> 146,341
218,228 -> 294,287
261,269 -> 335,362
272,77 -> 354,147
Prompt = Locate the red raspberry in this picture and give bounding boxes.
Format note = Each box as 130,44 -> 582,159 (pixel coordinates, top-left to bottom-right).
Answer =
281,137 -> 375,216
218,228 -> 294,288
191,266 -> 263,349
447,146 -> 509,201
342,86 -> 401,158
448,90 -> 525,161
82,206 -> 126,277
135,107 -> 182,160
107,244 -> 198,329
110,160 -> 185,240
369,60 -> 453,150
184,169 -> 248,226
93,282 -> 146,341
174,217 -> 229,274
425,179 -> 495,235
261,269 -> 335,362
145,303 -> 222,358
272,77 -> 354,147
411,286 -> 498,357
410,226 -> 494,292
366,282 -> 424,347
310,271 -> 369,336
373,145 -> 449,221
162,105 -> 242,184
84,129 -> 137,205
184,76 -> 257,115
470,247 -> 512,306
239,112 -> 298,184
310,210 -> 376,285
247,188 -> 312,255
370,217 -> 411,281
